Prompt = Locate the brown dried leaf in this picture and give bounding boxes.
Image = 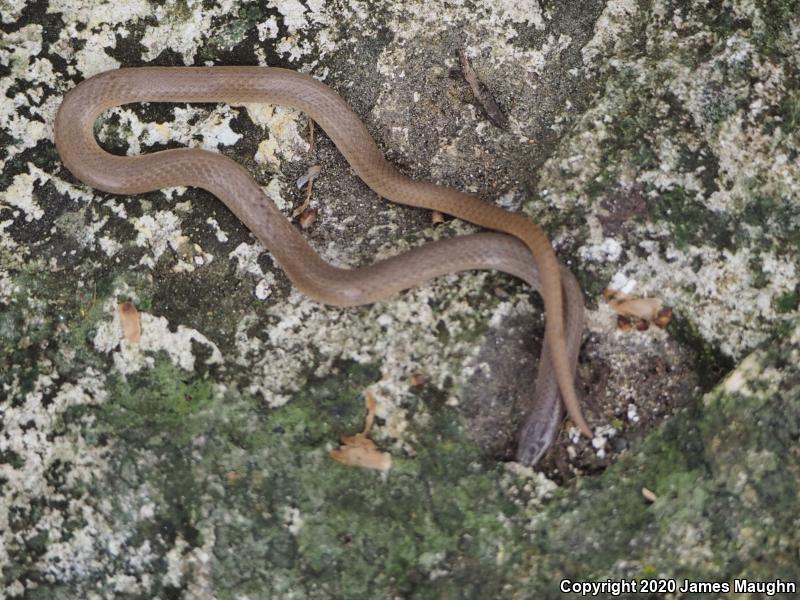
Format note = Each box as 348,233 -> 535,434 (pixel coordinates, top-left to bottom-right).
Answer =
362,390 -> 377,435
224,470 -> 242,485
329,437 -> 392,471
298,208 -> 318,229
604,288 -> 669,323
329,390 -> 391,471
409,373 -> 427,388
642,487 -> 658,503
654,307 -> 674,329
118,302 -> 141,345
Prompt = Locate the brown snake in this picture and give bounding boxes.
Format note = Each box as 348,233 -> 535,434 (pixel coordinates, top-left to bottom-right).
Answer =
54,66 -> 591,464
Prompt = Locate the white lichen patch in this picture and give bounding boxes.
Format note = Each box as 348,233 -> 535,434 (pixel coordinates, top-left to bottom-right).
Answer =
282,505 -> 304,535
257,15 -> 280,41
499,462 -> 560,532
0,24 -> 46,171
254,278 -> 273,300
47,0 -> 151,29
0,267 -> 19,303
74,23 -> 122,76
579,237 -> 624,263
270,0 -> 332,63
233,268 -> 511,450
269,0 -> 323,34
127,0 -> 331,66
161,527 -> 216,595
99,104 -> 243,155
0,0 -> 25,24
581,0 -> 640,67
619,244 -> 796,357
0,367 -> 145,592
263,177 -> 292,212
139,0 -> 219,65
46,0 -> 139,77
534,0 -> 800,360
93,297 -> 223,374
132,210 -> 188,266
475,0 -> 547,31
719,342 -> 784,399
1,162 -> 96,222
98,235 -> 124,257
248,104 -> 309,169
229,241 -> 278,298
0,168 -> 44,221
230,241 -> 267,278
205,216 -> 230,243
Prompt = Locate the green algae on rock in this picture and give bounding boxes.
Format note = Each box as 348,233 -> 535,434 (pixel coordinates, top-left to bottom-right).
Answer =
511,317 -> 800,596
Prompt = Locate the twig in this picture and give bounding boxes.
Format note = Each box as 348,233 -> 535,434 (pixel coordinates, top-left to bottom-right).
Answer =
292,120 -> 320,218
292,164 -> 321,218
308,119 -> 316,155
457,48 -> 508,129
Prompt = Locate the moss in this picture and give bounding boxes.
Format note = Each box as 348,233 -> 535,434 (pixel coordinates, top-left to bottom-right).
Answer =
100,361 -> 217,447
89,357 -> 524,598
756,0 -> 800,60
667,316 -> 735,389
506,322 -> 800,594
738,192 -> 800,251
775,291 -> 799,314
777,89 -> 800,133
647,186 -> 732,250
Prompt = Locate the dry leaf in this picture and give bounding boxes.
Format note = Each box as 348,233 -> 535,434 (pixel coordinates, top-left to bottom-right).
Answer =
431,210 -> 445,225
654,307 -> 673,329
329,437 -> 392,471
604,288 -> 673,330
362,390 -> 377,435
118,302 -> 141,345
409,373 -> 427,388
329,390 -> 392,471
642,487 -> 658,503
616,315 -> 633,332
224,470 -> 242,485
295,164 -> 321,190
298,208 -> 318,229
292,164 -> 322,218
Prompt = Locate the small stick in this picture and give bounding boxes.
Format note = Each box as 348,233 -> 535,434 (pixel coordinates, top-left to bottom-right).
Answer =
292,164 -> 321,218
308,119 -> 316,155
457,48 -> 508,129
292,120 -> 320,219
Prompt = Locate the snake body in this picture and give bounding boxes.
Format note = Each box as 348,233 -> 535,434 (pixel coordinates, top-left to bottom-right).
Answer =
54,66 -> 590,463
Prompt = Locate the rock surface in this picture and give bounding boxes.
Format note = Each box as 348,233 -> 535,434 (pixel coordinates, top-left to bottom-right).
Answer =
1,0 -> 798,597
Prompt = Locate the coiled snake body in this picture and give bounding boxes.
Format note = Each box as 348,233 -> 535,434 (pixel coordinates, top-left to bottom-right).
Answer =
54,67 -> 590,464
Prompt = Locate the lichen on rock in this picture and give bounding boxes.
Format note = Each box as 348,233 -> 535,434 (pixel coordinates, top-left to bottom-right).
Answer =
1,0 -> 798,597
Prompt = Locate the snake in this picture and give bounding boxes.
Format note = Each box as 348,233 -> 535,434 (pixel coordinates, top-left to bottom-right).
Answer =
54,66 -> 590,464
